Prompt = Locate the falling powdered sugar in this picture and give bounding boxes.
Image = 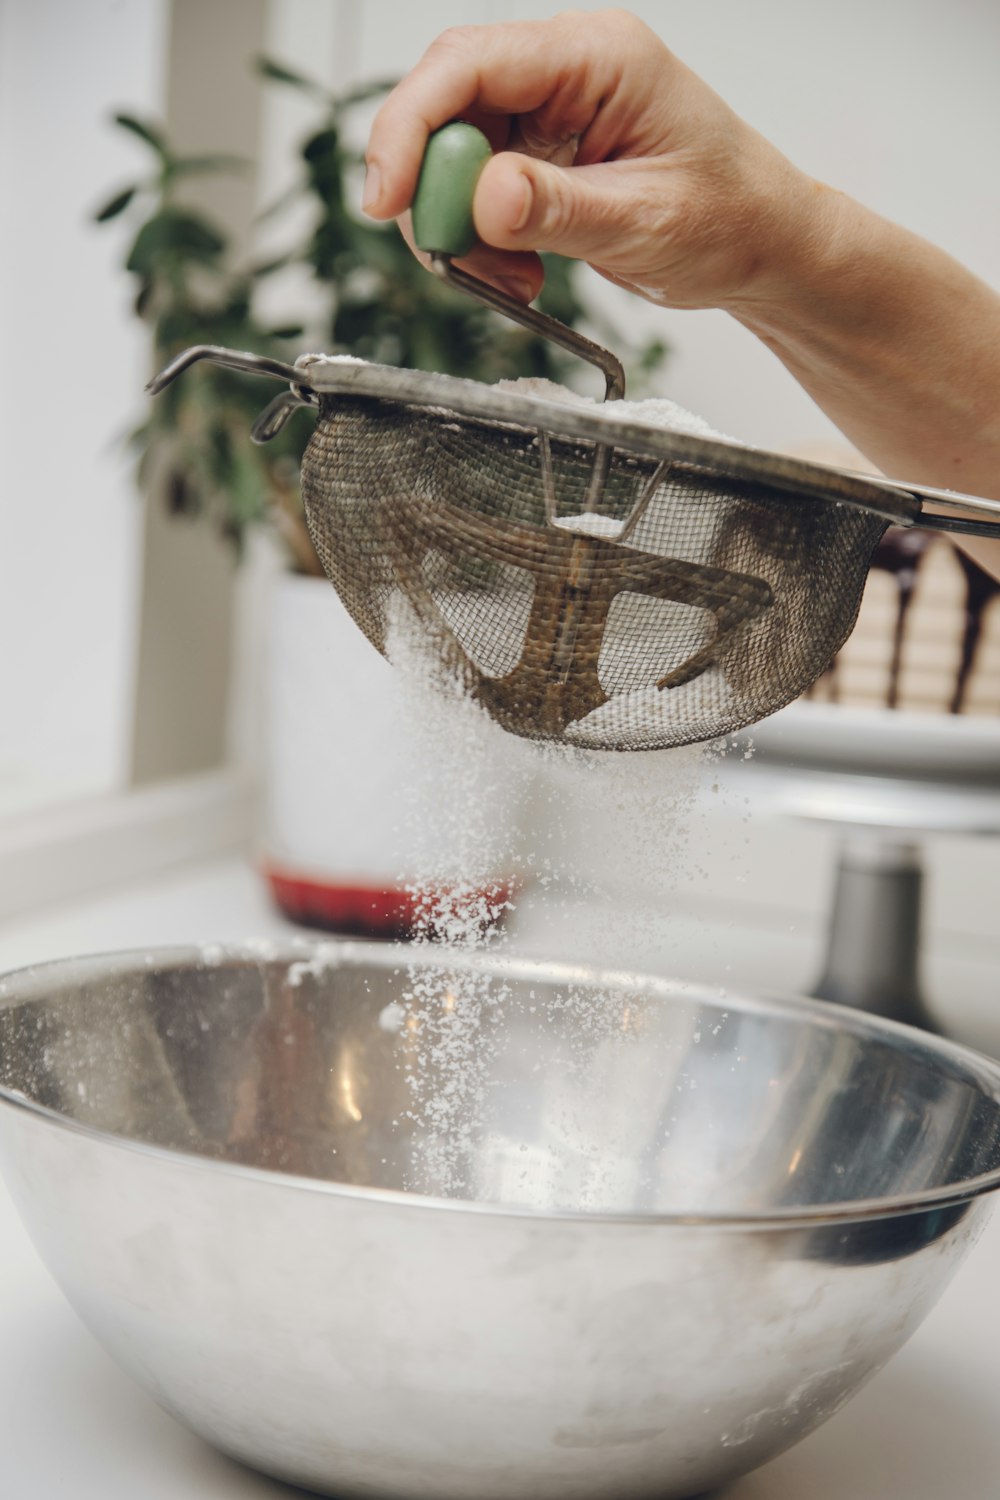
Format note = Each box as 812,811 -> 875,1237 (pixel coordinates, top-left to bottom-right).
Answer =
372,381 -> 750,1204
383,594 -> 533,1195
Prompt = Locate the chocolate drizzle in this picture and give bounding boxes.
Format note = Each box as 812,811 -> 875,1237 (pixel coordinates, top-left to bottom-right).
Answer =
870,530 -> 935,710
951,548 -> 1000,713
810,529 -> 999,712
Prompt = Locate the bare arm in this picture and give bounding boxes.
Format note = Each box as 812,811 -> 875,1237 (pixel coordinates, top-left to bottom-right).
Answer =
365,10 -> 1000,572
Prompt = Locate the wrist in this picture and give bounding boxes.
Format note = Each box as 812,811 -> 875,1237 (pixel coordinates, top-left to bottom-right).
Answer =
723,159 -> 858,333
721,172 -> 1000,497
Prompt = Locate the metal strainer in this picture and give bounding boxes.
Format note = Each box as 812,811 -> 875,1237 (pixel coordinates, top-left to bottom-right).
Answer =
148,128 -> 1000,752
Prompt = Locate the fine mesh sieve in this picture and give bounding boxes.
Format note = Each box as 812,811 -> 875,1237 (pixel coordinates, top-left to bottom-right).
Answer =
300,380 -> 886,750
147,128 -> 1000,752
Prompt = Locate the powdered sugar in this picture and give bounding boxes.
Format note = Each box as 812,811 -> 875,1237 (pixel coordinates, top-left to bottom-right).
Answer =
374,595 -> 744,1201
551,512 -> 626,539
495,375 -> 728,441
365,378 -> 746,1201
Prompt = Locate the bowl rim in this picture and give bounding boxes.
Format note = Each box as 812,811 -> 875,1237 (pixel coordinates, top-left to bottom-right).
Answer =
3,940 -> 1000,1230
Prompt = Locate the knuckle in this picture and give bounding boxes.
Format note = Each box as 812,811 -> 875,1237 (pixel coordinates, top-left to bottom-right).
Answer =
536,169 -> 574,240
429,24 -> 479,58
595,8 -> 654,40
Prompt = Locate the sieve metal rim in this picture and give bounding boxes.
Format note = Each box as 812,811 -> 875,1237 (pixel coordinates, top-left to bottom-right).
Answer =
302,357 -> 922,526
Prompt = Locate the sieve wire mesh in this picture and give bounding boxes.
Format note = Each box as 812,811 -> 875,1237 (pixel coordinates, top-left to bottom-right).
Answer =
301,394 -> 888,752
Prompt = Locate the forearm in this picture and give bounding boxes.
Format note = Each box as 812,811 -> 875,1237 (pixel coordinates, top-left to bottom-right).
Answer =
731,185 -> 1000,502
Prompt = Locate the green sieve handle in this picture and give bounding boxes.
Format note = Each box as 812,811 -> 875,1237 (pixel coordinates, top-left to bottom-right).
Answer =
409,123 -> 625,403
412,122 -> 492,258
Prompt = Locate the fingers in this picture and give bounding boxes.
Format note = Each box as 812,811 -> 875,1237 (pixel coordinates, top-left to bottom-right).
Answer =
364,11 -> 662,221
362,11 -> 763,312
453,247 -> 545,304
472,151 -> 662,268
393,145 -> 668,308
364,22 -> 546,219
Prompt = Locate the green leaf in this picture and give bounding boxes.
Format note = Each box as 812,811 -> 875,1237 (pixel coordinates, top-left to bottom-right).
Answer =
249,252 -> 293,277
94,184 -> 138,222
114,112 -> 169,158
333,78 -> 397,111
126,417 -> 152,454
255,183 -> 302,224
224,433 -> 270,543
255,55 -> 328,99
125,208 -> 227,275
135,441 -> 154,491
637,337 -> 669,372
302,125 -> 340,164
169,152 -> 248,177
167,468 -> 190,516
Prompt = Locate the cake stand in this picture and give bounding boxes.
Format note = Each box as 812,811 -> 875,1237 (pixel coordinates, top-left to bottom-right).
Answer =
727,702 -> 1000,1032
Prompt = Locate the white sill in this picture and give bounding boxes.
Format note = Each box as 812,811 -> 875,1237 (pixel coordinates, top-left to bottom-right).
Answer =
0,768 -> 105,821
0,766 -> 257,925
0,852 -> 299,977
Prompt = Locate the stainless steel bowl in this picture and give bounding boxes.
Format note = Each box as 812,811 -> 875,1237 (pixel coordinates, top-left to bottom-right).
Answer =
2,944 -> 1000,1499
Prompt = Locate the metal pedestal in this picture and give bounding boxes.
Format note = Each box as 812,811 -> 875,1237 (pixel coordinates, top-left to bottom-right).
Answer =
812,837 -> 937,1031
721,744 -> 1000,1033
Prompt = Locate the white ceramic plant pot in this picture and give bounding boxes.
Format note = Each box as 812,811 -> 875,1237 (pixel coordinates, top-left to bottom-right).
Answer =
261,572 -> 530,935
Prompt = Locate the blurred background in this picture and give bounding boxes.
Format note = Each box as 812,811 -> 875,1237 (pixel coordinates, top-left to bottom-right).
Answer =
3,0 -> 1000,1048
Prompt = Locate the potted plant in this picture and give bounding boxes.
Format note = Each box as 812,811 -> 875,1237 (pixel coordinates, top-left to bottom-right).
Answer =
98,64 -> 669,936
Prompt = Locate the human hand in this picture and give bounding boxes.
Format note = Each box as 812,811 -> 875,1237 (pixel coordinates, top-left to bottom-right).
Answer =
364,9 -> 822,315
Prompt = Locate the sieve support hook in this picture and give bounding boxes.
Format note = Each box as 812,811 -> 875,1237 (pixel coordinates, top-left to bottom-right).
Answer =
428,256 -> 625,403
145,345 -> 319,444
145,345 -> 308,395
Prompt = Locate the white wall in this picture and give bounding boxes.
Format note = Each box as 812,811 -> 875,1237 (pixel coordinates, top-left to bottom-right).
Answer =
0,0 -> 168,815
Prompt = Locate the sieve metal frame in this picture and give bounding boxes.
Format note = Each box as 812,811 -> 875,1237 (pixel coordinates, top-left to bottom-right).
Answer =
298,358 -> 918,521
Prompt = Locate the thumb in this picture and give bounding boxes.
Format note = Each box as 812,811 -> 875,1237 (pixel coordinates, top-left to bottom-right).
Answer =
472,151 -> 651,265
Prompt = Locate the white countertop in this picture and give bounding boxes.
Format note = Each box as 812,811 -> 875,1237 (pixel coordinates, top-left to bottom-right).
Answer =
1,854 -> 998,1498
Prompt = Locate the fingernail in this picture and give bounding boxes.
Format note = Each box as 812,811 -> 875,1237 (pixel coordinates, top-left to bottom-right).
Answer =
510,172 -> 534,233
496,275 -> 534,304
362,161 -> 382,213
